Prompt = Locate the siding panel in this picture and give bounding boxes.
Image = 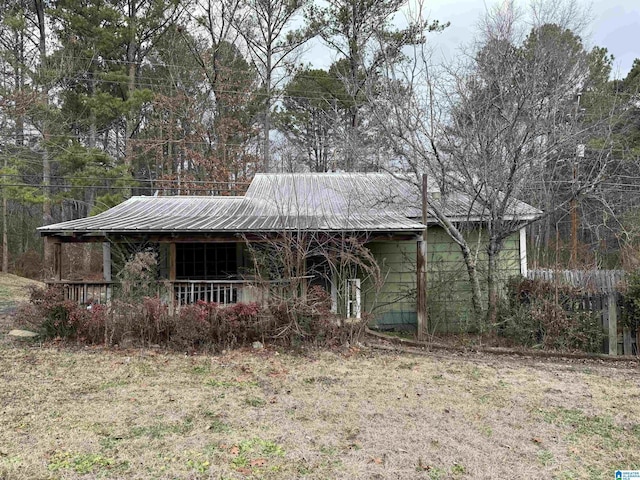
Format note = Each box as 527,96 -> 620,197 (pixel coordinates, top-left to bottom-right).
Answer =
366,226 -> 523,332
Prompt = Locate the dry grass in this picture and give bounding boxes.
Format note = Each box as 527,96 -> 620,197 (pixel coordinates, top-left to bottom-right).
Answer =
0,273 -> 43,334
0,342 -> 639,480
0,273 -> 42,309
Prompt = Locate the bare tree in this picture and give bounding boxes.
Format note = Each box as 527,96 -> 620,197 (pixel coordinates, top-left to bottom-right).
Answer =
371,0 -> 617,325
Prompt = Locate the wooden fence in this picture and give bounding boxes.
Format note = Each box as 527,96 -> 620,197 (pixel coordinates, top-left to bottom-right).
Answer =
526,269 -> 636,355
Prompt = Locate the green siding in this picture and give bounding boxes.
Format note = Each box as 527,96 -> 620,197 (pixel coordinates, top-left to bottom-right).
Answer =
365,226 -> 523,332
363,240 -> 417,329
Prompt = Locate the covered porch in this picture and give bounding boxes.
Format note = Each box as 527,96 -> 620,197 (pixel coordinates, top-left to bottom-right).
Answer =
42,234 -> 263,307
37,177 -> 428,330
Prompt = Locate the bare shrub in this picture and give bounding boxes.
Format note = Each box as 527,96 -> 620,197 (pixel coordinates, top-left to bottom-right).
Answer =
16,285 -> 107,343
19,250 -> 370,350
115,250 -> 159,300
11,249 -> 43,279
104,251 -> 173,346
170,302 -> 213,350
244,230 -> 379,347
498,277 -> 604,352
268,285 -> 367,347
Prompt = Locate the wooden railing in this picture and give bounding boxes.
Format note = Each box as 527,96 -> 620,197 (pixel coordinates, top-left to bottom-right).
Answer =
172,280 -> 252,306
45,280 -> 114,305
47,279 -> 260,307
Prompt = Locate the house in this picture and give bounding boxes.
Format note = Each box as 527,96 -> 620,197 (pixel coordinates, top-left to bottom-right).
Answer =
38,173 -> 541,332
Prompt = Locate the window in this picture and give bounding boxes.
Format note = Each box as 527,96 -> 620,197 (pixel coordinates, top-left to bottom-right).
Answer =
346,278 -> 361,319
176,243 -> 237,279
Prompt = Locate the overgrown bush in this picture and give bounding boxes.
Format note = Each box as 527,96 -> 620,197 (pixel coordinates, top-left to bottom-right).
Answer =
268,285 -> 366,346
16,285 -> 107,343
171,301 -> 266,350
497,277 -> 605,353
105,296 -> 172,346
114,250 -> 159,300
19,283 -> 362,350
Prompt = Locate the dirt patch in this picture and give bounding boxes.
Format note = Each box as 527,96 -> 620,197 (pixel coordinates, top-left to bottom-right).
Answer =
0,343 -> 638,479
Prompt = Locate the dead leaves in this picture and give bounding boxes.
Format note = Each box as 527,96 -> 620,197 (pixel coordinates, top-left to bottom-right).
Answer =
416,457 -> 436,472
267,367 -> 288,378
223,445 -> 270,475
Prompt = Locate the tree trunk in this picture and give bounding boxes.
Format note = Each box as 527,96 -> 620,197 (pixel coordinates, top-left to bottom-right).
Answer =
263,41 -> 272,173
486,236 -> 502,329
461,242 -> 483,322
88,71 -> 97,149
125,60 -> 136,169
2,157 -> 8,273
15,27 -> 24,147
125,0 -> 138,173
35,0 -> 53,275
434,208 -> 484,322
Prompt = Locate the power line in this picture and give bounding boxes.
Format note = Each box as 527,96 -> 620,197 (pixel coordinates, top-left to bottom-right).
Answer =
3,178 -> 640,191
2,72 -> 355,104
0,172 -> 250,185
0,182 -> 245,192
5,54 -> 638,104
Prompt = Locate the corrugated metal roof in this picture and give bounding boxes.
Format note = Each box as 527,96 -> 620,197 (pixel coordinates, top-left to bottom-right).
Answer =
38,172 -> 541,236
246,173 -> 541,221
246,173 -> 423,218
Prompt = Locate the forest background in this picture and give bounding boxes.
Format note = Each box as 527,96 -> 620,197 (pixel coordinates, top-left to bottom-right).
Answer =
1,0 -> 640,280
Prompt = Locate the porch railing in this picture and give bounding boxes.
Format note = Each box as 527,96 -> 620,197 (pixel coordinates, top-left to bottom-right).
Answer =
46,279 -> 261,307
172,280 -> 253,306
45,280 -> 114,305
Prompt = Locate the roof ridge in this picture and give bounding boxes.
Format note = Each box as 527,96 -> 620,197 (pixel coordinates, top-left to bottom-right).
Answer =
128,195 -> 247,199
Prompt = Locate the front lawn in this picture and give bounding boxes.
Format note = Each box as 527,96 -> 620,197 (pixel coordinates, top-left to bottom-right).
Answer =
1,343 -> 639,479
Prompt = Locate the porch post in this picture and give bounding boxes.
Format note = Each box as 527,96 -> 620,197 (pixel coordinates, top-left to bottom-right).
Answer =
169,242 -> 176,281
416,174 -> 428,341
169,242 -> 176,310
54,241 -> 62,281
102,242 -> 112,302
45,236 -> 62,281
102,242 -> 111,281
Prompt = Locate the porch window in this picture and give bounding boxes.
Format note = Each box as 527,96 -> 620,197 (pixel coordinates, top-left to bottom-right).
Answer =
176,243 -> 237,280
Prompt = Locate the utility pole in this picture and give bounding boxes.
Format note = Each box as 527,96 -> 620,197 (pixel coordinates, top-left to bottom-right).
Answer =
416,174 -> 428,340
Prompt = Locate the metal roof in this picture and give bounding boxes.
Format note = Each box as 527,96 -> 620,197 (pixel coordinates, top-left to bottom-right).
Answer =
246,173 -> 541,221
38,172 -> 541,236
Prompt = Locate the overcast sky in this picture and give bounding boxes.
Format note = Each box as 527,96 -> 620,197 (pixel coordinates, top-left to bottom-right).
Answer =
307,0 -> 639,79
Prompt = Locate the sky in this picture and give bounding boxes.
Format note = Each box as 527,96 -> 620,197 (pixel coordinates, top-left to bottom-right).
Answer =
307,0 -> 640,79
590,1 -> 640,77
